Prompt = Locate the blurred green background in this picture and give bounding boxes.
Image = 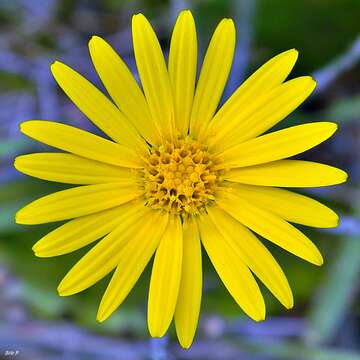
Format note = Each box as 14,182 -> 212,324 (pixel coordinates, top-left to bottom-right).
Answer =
0,0 -> 359,359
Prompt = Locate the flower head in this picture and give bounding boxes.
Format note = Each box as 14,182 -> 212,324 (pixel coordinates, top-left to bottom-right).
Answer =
15,10 -> 347,348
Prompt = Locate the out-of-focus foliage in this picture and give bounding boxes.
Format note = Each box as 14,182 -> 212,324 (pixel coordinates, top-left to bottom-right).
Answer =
0,0 -> 359,359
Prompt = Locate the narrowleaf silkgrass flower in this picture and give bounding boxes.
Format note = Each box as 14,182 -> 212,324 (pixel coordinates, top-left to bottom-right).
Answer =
14,10 -> 347,348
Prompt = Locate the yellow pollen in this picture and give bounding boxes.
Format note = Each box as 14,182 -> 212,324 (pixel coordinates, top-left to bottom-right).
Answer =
143,137 -> 220,215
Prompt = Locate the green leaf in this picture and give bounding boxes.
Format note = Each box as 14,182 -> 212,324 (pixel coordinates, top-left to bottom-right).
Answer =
324,96 -> 360,123
305,236 -> 360,345
236,339 -> 360,360
0,139 -> 31,156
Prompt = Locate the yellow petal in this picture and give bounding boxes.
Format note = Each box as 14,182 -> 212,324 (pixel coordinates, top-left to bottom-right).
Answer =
33,201 -> 145,257
198,214 -> 265,321
88,36 -> 161,144
58,205 -> 150,296
174,219 -> 202,349
226,160 -> 348,187
14,153 -> 134,184
132,14 -> 175,141
190,18 -> 235,138
20,121 -> 142,168
51,61 -> 146,151
168,10 -> 197,136
208,77 -> 316,151
148,215 -> 183,337
208,206 -> 293,309
97,211 -> 169,322
230,183 -> 339,228
209,49 -> 298,132
16,182 -> 140,225
216,190 -> 324,265
215,122 -> 337,169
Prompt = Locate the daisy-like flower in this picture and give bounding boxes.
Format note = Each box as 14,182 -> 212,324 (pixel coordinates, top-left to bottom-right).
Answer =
15,10 -> 347,348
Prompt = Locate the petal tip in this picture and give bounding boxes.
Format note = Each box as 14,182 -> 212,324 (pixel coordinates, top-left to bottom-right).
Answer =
19,121 -> 31,134
254,313 -> 266,322
57,284 -> 69,297
179,9 -> 192,16
310,76 -> 317,88
50,60 -> 61,71
96,312 -> 106,323
89,35 -> 102,46
57,280 -> 73,296
13,157 -> 20,170
298,75 -> 317,88
50,61 -> 67,78
179,339 -> 193,350
251,307 -> 266,322
288,48 -> 299,64
223,18 -> 235,29
176,328 -> 195,349
32,242 -> 52,257
32,242 -> 40,252
57,289 -> 65,297
132,13 -> 145,22
314,255 -> 324,266
274,48 -> 298,67
327,122 -> 338,136
96,303 -> 113,323
284,48 -> 298,59
33,251 -> 46,258
148,323 -> 167,338
177,9 -> 195,26
285,297 -> 294,310
333,168 -> 349,185
15,210 -> 25,224
90,35 -> 100,41
150,332 -> 167,341
19,120 -> 39,137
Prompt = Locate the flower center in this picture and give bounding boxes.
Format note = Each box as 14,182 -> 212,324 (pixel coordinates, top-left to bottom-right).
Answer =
143,137 -> 220,215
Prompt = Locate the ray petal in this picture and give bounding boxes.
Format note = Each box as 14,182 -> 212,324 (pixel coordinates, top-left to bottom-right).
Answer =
132,13 -> 175,141
229,183 -> 339,228
208,76 -> 316,151
16,182 -> 140,225
208,205 -> 293,309
97,211 -> 169,322
33,201 -> 145,257
190,18 -> 235,138
148,215 -> 183,337
215,122 -> 337,168
168,10 -> 197,136
198,214 -> 265,321
20,121 -> 142,168
225,160 -> 348,187
208,49 -> 298,132
51,61 -> 146,150
57,205 -> 150,296
216,190 -> 324,265
88,36 -> 161,144
14,153 -> 135,184
174,219 -> 202,348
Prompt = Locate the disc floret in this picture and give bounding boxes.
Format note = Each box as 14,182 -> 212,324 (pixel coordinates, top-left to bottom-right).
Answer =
143,137 -> 220,215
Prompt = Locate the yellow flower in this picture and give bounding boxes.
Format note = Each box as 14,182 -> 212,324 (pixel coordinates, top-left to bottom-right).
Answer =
15,10 -> 347,348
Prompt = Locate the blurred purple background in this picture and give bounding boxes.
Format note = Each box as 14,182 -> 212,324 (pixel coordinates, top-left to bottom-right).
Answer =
0,0 -> 359,359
